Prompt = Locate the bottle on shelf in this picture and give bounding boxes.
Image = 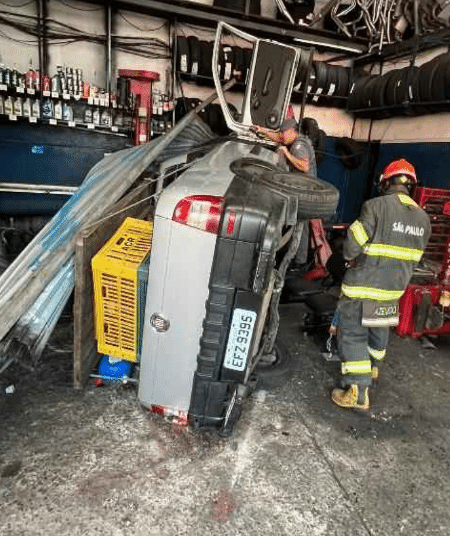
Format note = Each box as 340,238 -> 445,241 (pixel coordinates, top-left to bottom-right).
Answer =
101,107 -> 111,126
93,107 -> 100,125
62,101 -> 73,121
0,95 -> 4,114
11,64 -> 18,88
13,97 -> 23,116
25,59 -> 34,90
4,95 -> 13,114
23,97 -> 32,117
32,98 -> 40,118
4,67 -> 11,88
42,74 -> 51,92
17,74 -> 25,91
51,73 -> 61,94
84,105 -> 93,123
54,100 -> 62,120
0,63 -> 4,85
34,69 -> 41,91
113,109 -> 124,127
42,97 -> 54,119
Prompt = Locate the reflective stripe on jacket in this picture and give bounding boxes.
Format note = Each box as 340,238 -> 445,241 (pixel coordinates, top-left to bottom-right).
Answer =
341,191 -> 431,302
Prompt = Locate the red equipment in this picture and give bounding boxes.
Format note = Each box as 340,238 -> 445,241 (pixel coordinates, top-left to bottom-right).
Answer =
395,186 -> 450,338
302,219 -> 334,280
118,69 -> 160,145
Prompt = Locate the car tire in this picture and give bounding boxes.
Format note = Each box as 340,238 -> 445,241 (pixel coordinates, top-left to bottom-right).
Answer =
254,338 -> 292,376
230,157 -> 339,218
259,172 -> 339,219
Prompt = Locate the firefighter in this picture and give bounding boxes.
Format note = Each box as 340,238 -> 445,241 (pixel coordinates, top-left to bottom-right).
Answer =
332,159 -> 431,411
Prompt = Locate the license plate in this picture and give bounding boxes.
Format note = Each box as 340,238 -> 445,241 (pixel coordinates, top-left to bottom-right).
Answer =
223,308 -> 257,372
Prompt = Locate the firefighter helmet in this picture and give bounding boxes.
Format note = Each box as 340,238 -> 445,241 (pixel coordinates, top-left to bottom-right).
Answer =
379,159 -> 417,194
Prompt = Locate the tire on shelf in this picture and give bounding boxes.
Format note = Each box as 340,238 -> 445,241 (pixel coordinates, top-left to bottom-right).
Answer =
176,35 -> 190,74
187,35 -> 200,76
310,61 -> 328,106
221,45 -> 235,81
383,69 -> 402,107
197,40 -> 214,85
442,54 -> 450,100
347,74 -> 372,111
325,65 -> 341,108
430,54 -> 448,103
231,46 -> 245,82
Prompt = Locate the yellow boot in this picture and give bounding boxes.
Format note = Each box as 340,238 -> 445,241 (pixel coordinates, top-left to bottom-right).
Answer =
332,384 -> 369,411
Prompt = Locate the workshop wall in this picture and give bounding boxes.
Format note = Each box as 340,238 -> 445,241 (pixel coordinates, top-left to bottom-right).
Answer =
1,0 -> 450,223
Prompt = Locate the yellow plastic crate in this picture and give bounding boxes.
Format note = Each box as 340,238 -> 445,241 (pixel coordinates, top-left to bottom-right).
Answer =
92,217 -> 153,362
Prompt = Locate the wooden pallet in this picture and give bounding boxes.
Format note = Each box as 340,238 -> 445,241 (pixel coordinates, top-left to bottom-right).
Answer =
73,180 -> 154,388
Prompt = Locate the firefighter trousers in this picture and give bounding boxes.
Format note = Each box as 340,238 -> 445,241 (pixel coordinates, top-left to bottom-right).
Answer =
336,298 -> 390,387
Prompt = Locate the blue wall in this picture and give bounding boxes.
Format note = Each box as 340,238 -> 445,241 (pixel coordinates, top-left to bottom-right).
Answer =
0,120 -> 132,215
318,138 -> 450,223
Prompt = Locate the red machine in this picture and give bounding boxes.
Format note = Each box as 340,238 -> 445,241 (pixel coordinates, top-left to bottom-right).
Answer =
395,187 -> 450,338
118,69 -> 160,145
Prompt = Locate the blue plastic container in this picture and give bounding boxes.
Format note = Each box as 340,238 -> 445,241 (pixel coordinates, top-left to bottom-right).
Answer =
97,355 -> 134,382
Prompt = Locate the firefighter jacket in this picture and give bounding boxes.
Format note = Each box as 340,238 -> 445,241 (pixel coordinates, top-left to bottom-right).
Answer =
341,189 -> 431,303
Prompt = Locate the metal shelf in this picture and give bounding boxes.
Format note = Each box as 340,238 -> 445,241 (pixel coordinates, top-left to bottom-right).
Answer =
83,0 -> 368,55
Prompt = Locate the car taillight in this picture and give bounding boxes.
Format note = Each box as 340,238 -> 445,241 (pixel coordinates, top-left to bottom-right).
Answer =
173,195 -> 225,234
151,405 -> 189,427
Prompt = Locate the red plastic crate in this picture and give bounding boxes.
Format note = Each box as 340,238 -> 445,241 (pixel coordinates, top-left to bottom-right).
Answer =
414,187 -> 450,278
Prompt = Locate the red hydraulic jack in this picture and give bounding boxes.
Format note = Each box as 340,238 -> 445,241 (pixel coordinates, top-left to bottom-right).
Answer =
118,69 -> 160,145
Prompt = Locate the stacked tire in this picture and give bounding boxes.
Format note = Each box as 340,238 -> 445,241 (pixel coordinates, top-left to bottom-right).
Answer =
176,35 -> 253,86
293,60 -> 351,109
348,53 -> 450,117
175,97 -> 234,136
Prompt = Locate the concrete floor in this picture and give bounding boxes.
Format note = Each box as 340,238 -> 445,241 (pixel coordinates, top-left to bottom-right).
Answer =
1,303 -> 450,536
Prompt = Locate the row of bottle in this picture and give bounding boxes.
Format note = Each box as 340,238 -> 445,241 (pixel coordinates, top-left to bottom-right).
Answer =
0,94 -> 133,128
0,95 -> 40,117
0,62 -> 120,105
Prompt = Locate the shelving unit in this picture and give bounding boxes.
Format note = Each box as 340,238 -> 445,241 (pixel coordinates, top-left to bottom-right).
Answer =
0,85 -> 133,137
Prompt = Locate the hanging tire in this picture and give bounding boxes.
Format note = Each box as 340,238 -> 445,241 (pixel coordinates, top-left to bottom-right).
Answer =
335,137 -> 364,170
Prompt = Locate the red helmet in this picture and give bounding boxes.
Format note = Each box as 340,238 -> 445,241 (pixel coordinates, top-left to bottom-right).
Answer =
379,159 -> 417,193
